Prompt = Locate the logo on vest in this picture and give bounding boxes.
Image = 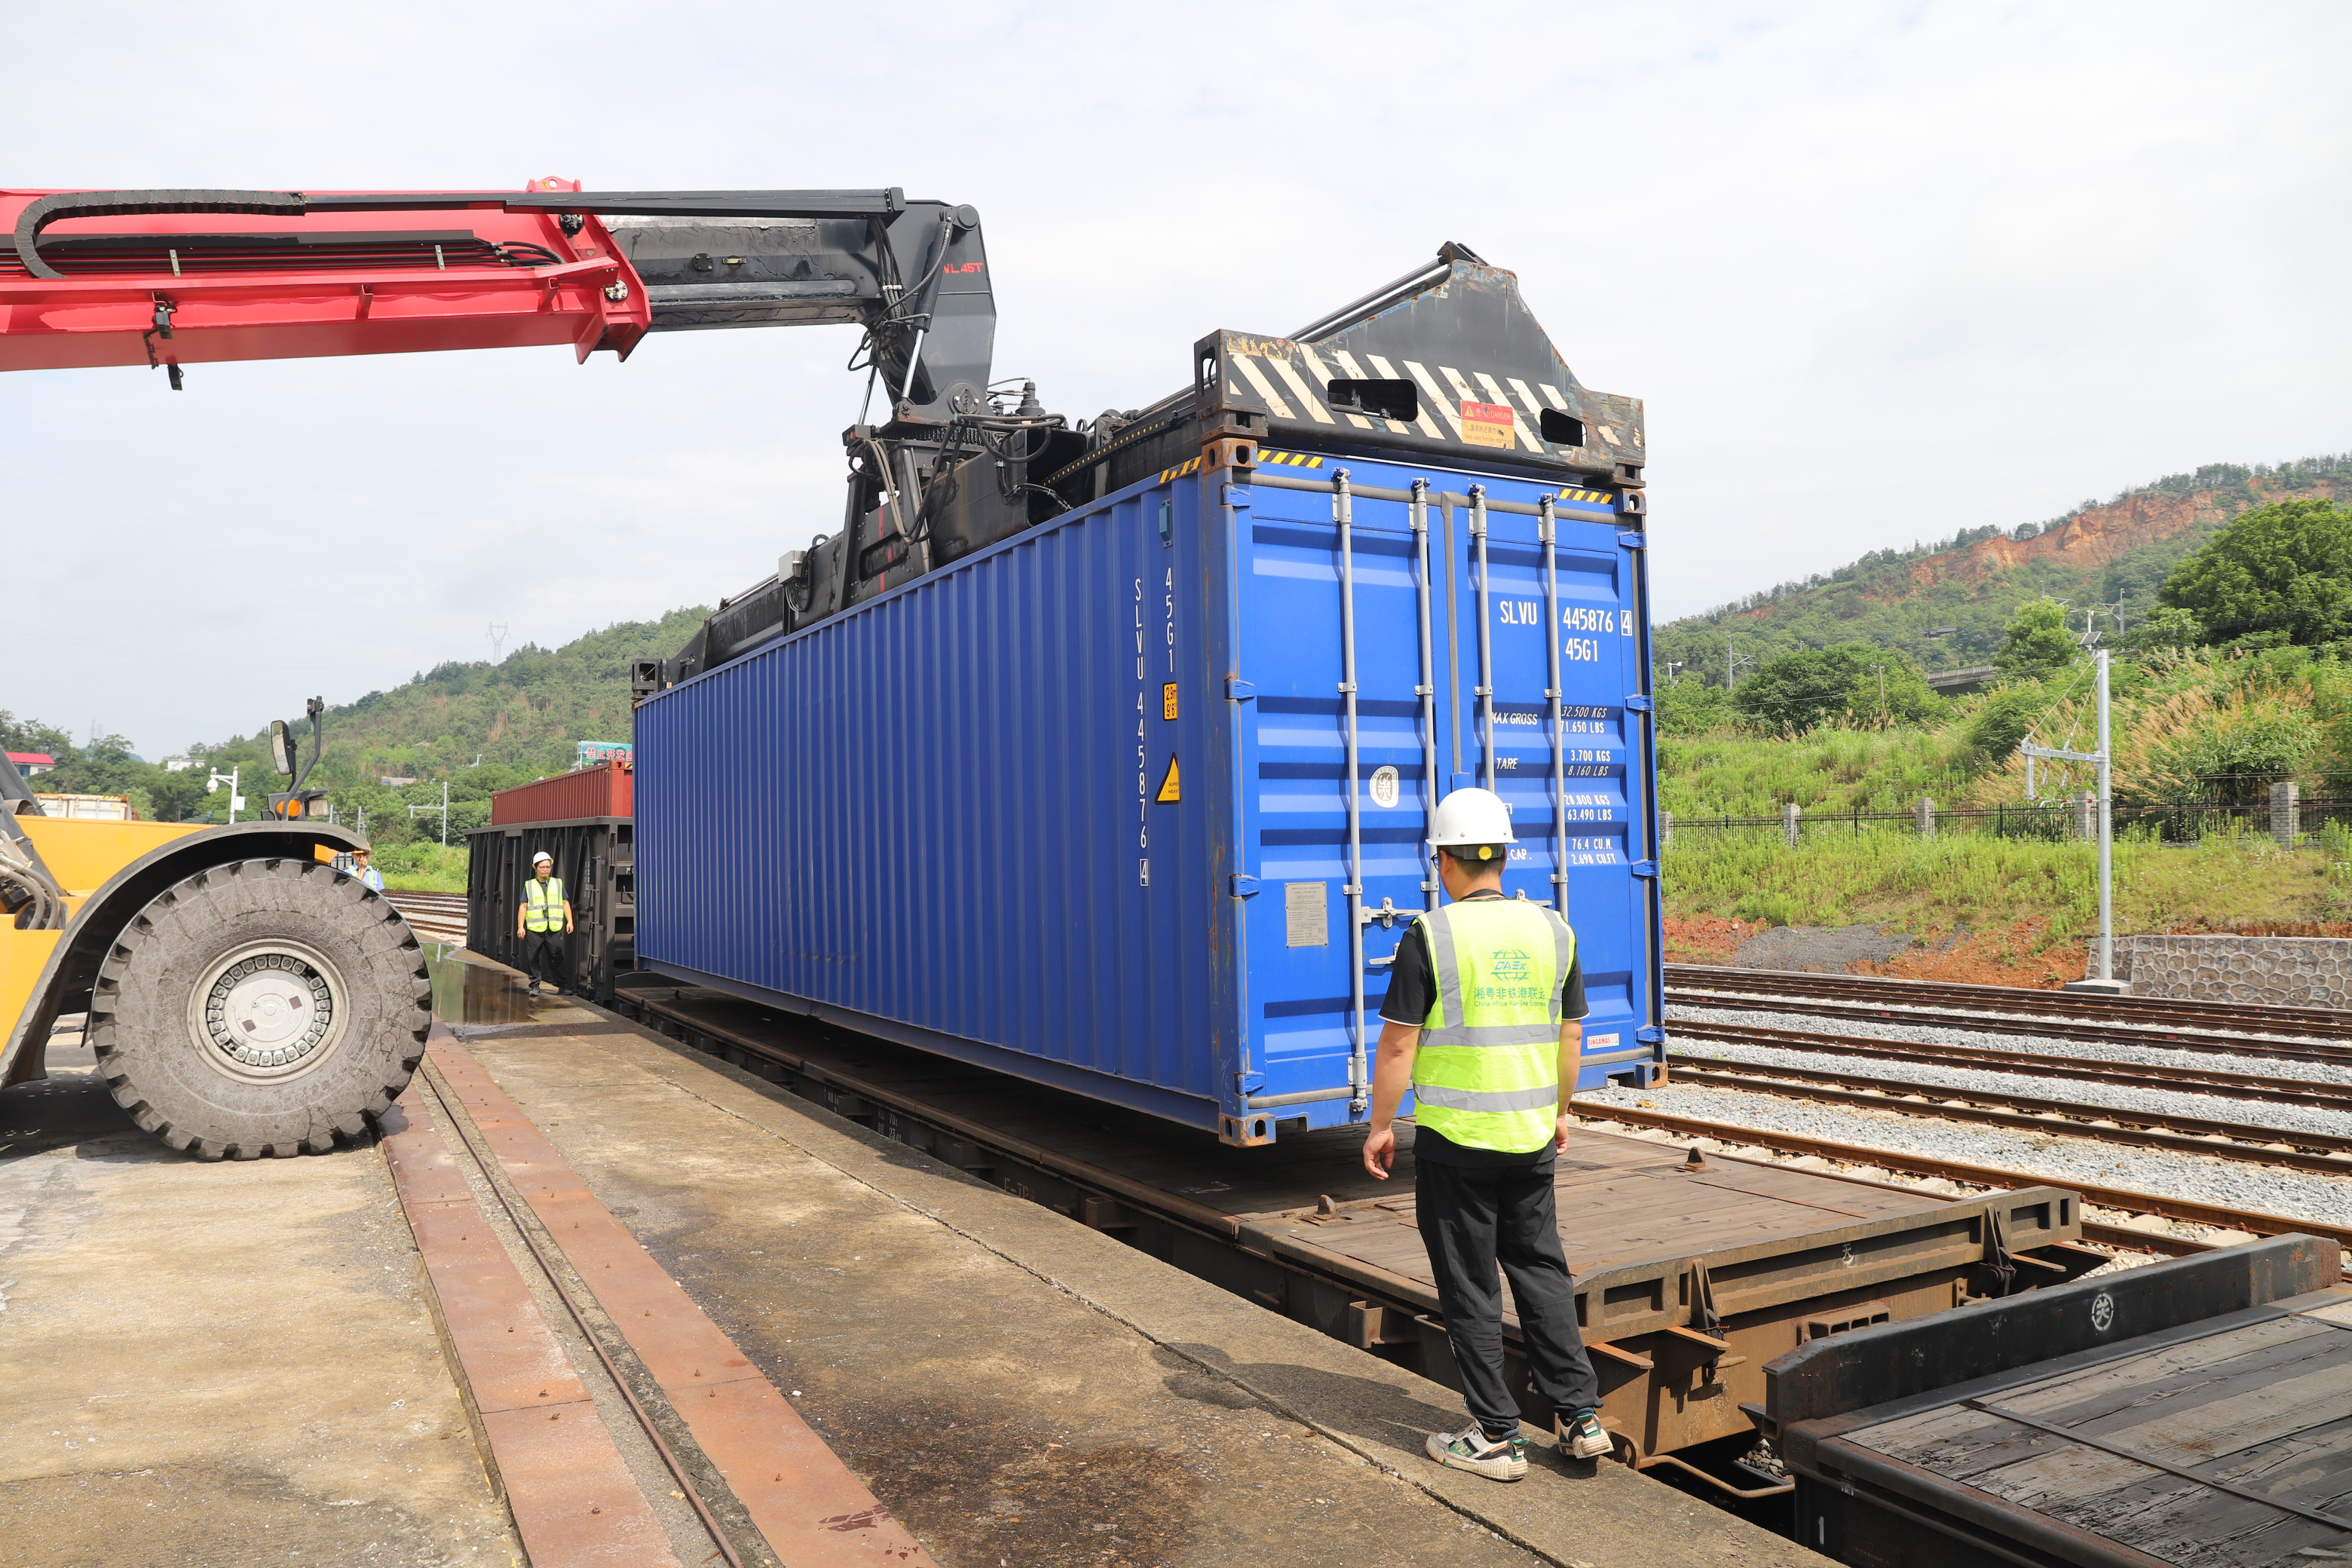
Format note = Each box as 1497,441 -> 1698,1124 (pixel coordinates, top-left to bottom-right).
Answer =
1473,946 -> 1546,1008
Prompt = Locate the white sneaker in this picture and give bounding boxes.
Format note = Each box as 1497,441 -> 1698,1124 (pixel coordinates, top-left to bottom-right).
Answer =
1426,1423 -> 1528,1481
1557,1408 -> 1613,1459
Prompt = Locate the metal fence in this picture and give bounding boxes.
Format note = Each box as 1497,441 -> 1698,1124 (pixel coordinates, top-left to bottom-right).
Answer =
1662,786 -> 2352,849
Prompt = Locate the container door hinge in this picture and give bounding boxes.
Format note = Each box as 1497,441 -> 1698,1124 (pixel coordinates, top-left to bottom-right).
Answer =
1635,1026 -> 1665,1043
1236,1071 -> 1266,1094
1617,531 -> 1648,549
1223,483 -> 1253,509
1630,859 -> 1659,879
1227,678 -> 1257,702
1230,873 -> 1261,898
1624,694 -> 1654,712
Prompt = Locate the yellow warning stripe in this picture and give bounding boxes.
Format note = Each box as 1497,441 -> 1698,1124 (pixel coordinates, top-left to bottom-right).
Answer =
1157,449 -> 1328,484
1556,488 -> 1615,504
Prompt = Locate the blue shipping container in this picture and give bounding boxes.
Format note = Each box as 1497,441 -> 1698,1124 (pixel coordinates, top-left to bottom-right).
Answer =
636,446 -> 1662,1143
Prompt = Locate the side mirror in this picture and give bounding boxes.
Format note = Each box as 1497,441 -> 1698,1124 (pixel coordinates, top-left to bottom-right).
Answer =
270,721 -> 296,777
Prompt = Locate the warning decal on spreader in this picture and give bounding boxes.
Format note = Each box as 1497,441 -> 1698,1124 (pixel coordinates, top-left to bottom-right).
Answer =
1156,755 -> 1181,803
1460,399 -> 1516,449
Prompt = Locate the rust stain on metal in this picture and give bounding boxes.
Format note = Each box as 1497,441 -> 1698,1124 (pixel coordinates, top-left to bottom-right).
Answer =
425,1038 -> 940,1567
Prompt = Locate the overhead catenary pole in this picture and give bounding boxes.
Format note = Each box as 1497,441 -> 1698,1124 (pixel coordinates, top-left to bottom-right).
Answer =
2095,648 -> 2113,984
2017,650 -> 2119,991
207,764 -> 241,825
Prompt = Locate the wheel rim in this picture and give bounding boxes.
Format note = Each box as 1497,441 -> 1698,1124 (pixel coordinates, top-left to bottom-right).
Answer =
185,939 -> 351,1082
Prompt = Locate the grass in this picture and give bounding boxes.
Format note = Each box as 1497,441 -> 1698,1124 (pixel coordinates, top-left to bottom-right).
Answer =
378,842 -> 468,893
1660,726 -> 1983,817
1664,825 -> 2350,951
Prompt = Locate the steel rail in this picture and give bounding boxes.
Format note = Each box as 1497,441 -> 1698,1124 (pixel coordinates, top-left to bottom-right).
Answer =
1670,988 -> 2352,1067
1661,1055 -> 2352,1174
1666,963 -> 2352,1040
1671,1019 -> 2352,1113
1573,1104 -> 2352,1267
418,1060 -> 748,1568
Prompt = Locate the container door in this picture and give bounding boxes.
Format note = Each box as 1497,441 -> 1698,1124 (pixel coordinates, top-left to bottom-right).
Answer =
1438,487 -> 1657,1089
1234,466 -> 1658,1132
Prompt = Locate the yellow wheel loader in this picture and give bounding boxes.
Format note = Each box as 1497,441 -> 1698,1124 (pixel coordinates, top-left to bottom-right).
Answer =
2,710 -> 429,1159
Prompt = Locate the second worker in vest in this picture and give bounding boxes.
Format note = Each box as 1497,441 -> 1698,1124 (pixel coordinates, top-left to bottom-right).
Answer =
1361,786 -> 1614,1481
515,850 -> 574,997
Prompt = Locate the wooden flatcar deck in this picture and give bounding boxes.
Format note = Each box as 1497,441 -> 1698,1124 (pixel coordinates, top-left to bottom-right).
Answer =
1770,1238 -> 2352,1566
1847,1294 -> 2352,1563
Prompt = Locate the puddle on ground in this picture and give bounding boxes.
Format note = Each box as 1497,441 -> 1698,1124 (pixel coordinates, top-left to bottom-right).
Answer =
423,943 -> 548,1025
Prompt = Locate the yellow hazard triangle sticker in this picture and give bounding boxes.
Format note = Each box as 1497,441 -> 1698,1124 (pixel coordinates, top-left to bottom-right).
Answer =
1156,755 -> 1181,803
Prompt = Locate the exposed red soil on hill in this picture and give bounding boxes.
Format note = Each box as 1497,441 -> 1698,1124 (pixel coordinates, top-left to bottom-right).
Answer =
1726,478 -> 2341,621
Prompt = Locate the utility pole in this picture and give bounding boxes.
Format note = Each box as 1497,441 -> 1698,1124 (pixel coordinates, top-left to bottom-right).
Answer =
486,622 -> 510,663
206,764 -> 243,824
409,781 -> 451,847
1873,664 -> 1888,715
2020,649 -> 2122,993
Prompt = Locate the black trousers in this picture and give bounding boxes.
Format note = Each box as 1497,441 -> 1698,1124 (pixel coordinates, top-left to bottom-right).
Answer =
519,931 -> 568,990
1416,1155 -> 1600,1436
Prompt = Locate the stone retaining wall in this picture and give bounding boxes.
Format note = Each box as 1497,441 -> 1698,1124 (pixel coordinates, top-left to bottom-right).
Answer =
2102,935 -> 2352,1008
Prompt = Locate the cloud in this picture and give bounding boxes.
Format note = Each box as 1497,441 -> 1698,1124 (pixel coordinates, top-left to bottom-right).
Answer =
5,1 -> 2347,751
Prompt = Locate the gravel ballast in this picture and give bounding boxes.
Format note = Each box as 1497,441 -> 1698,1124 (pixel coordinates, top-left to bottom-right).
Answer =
1671,1002 -> 2352,1089
1575,1080 -> 2352,1236
1667,1036 -> 2352,1142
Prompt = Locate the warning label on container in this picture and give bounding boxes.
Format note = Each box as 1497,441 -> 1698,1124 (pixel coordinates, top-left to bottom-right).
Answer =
1156,755 -> 1181,803
1460,399 -> 1515,449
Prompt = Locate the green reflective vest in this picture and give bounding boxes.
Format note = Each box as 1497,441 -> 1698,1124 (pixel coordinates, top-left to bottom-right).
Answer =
1410,897 -> 1576,1154
524,877 -> 565,934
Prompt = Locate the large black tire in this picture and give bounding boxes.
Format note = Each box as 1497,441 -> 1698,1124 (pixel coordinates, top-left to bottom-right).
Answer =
88,858 -> 431,1160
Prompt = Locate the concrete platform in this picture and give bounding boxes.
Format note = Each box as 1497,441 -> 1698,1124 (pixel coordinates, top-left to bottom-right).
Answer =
0,1027 -> 523,1566
452,991 -> 1830,1567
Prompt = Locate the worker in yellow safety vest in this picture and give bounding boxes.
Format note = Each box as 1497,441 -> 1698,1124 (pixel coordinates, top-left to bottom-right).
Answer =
1361,787 -> 1612,1481
513,850 -> 574,997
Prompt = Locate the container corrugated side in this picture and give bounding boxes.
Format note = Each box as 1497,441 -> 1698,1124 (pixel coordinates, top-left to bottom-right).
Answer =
636,443 -> 1661,1138
491,761 -> 633,826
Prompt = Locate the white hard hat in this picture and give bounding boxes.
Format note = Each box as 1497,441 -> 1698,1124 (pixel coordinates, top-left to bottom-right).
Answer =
532,850 -> 553,865
1429,787 -> 1515,854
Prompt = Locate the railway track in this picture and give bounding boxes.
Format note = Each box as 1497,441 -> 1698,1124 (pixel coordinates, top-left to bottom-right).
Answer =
385,889 -> 467,942
1670,981 -> 2352,1067
1659,1051 -> 2352,1175
1671,1019 -> 2352,1114
1574,1103 -> 2352,1277
1667,961 -> 2352,1042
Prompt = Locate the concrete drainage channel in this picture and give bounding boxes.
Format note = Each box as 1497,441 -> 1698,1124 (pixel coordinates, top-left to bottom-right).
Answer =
385,1027 -> 935,1568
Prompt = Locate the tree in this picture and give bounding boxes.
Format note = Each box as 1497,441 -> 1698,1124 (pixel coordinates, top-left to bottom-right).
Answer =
1656,676 -> 1734,733
0,711 -> 72,758
1994,599 -> 2081,679
2158,498 -> 2352,648
1732,644 -> 1879,733
2121,605 -> 2202,651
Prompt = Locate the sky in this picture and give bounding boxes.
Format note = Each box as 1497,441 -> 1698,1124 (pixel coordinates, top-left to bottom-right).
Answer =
6,2 -> 2348,758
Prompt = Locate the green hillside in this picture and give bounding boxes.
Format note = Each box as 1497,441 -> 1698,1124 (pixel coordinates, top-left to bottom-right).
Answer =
313,607 -> 709,782
4,608 -> 708,860
1654,455 -> 2352,684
